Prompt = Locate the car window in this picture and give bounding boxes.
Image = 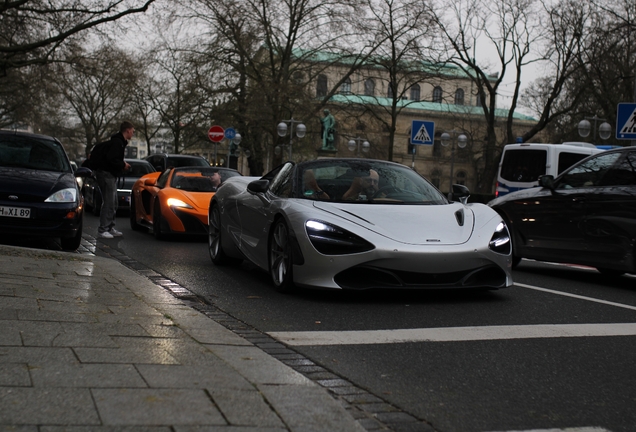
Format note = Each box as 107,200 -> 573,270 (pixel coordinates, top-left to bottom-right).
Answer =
501,149 -> 546,182
557,152 -> 622,189
156,169 -> 171,188
128,161 -> 154,177
296,160 -> 447,204
0,135 -> 70,172
167,157 -> 210,168
598,151 -> 636,186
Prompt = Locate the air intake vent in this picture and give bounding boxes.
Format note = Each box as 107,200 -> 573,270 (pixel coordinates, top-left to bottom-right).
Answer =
455,209 -> 464,226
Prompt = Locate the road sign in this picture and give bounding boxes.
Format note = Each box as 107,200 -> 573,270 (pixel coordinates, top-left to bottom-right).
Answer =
411,120 -> 435,145
208,125 -> 225,142
224,127 -> 236,140
616,103 -> 636,140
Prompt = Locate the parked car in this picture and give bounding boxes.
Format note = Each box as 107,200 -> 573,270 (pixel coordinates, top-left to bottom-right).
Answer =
207,158 -> 513,292
0,130 -> 91,250
130,166 -> 241,239
83,159 -> 155,216
145,153 -> 210,172
489,146 -> 636,276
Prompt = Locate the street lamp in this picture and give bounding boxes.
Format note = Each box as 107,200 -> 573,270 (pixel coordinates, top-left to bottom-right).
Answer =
227,133 -> 242,168
578,115 -> 612,142
347,137 -> 370,157
276,118 -> 306,160
440,131 -> 468,200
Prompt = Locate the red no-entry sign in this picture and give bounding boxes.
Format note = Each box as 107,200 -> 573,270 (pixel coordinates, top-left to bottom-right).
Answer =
208,125 -> 225,142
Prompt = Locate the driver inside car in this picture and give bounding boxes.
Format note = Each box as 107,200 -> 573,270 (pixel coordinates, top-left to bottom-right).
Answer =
342,169 -> 381,200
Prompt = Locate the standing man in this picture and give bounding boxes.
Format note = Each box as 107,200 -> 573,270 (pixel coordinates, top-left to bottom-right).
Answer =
94,121 -> 133,239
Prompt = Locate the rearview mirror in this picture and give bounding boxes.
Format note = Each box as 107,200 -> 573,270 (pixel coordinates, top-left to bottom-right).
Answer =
144,177 -> 157,187
450,184 -> 470,204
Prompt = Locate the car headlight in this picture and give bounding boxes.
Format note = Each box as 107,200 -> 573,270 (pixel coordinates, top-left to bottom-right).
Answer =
45,188 -> 77,203
305,220 -> 375,255
167,198 -> 193,209
489,221 -> 511,255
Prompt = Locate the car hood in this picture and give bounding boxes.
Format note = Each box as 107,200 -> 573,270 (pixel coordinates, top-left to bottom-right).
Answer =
311,201 -> 475,245
0,166 -> 76,202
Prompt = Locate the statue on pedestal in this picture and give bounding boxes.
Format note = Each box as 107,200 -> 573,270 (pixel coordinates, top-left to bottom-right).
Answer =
320,109 -> 336,151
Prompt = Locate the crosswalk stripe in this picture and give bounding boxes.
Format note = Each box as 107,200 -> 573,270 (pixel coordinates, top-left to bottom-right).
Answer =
268,323 -> 636,346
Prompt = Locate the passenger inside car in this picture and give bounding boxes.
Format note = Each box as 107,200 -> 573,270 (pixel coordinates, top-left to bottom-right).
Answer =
302,169 -> 330,200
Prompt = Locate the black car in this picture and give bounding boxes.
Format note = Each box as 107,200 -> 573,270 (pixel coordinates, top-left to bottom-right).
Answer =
83,159 -> 154,216
0,130 -> 91,251
145,153 -> 210,172
488,146 -> 636,276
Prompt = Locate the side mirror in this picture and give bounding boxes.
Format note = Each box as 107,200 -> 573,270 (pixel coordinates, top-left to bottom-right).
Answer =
247,179 -> 270,194
450,184 -> 470,204
539,175 -> 554,190
144,177 -> 157,187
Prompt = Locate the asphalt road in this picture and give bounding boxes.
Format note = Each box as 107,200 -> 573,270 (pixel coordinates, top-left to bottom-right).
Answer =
6,211 -> 636,432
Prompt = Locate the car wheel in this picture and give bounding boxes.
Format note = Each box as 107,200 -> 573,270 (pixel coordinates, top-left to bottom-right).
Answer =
129,194 -> 142,231
208,204 -> 239,265
153,200 -> 165,240
60,218 -> 83,251
596,268 -> 625,277
269,219 -> 294,293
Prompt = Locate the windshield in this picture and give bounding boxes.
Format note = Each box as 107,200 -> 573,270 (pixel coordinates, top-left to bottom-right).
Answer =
170,167 -> 240,192
296,160 -> 447,205
0,134 -> 71,173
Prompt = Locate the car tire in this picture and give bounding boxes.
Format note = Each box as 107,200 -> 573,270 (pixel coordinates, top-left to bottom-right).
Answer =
129,194 -> 142,231
269,219 -> 294,293
153,200 -> 165,240
60,218 -> 83,251
208,204 -> 240,265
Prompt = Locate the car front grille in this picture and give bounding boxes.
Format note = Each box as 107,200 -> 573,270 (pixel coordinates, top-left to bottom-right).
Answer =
334,265 -> 507,290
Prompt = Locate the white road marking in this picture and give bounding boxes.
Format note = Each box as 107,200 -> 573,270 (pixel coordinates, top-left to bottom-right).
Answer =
515,282 -> 636,311
268,323 -> 636,346
487,428 -> 610,432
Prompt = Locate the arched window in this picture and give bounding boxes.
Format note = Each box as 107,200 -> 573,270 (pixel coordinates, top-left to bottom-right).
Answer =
340,77 -> 352,94
316,75 -> 327,97
410,84 -> 421,101
433,132 -> 442,157
364,78 -> 375,96
455,88 -> 465,105
432,86 -> 443,103
431,169 -> 442,189
387,82 -> 394,98
455,170 -> 467,186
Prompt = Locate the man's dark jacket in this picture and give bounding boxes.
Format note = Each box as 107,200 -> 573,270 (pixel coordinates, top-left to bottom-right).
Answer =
92,132 -> 128,176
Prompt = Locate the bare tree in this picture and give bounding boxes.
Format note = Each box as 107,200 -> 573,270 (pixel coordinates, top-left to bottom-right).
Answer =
55,45 -> 139,154
179,0 -> 375,173
0,0 -> 155,74
430,0 -> 588,193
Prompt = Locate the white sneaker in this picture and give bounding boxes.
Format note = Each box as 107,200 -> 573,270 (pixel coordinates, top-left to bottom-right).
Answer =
99,231 -> 114,239
109,228 -> 123,237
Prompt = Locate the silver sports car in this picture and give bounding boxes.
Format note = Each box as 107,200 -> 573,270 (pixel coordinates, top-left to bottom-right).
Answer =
208,158 -> 513,292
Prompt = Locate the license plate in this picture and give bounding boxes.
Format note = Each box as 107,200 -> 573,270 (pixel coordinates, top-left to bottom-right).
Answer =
0,206 -> 31,218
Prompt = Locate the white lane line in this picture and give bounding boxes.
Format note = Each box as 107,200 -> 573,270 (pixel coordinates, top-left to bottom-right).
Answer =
487,427 -> 611,432
515,282 -> 636,311
267,323 -> 636,346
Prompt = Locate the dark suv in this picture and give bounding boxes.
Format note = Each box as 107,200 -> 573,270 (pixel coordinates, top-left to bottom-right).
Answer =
145,153 -> 210,172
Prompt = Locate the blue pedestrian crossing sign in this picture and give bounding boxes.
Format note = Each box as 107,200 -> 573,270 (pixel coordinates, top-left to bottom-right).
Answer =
411,120 -> 435,145
616,103 -> 636,140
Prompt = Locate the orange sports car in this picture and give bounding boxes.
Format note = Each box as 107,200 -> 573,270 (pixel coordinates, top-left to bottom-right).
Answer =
130,166 -> 241,239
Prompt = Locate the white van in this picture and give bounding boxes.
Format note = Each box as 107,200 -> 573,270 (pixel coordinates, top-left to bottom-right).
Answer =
496,142 -> 603,197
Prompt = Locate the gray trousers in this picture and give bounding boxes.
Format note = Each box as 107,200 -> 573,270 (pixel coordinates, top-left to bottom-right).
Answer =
95,170 -> 118,233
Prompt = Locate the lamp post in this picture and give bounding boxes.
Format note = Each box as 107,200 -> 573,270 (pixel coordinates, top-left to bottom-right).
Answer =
276,118 -> 306,160
578,115 -> 612,142
227,133 -> 242,168
347,137 -> 370,157
440,131 -> 468,199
